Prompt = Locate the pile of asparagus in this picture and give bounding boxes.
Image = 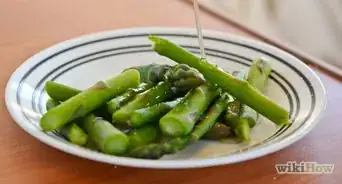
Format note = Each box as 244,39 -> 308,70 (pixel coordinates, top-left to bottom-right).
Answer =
40,36 -> 289,159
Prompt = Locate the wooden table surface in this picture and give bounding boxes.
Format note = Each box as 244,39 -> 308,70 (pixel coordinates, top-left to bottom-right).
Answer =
1,0 -> 341,183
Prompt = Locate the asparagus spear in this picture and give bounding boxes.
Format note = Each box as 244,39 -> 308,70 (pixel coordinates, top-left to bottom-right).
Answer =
190,94 -> 231,141
129,93 -> 228,159
159,84 -> 219,137
225,100 -> 241,123
247,58 -> 272,91
149,36 -> 289,126
128,143 -> 163,159
203,123 -> 232,140
60,123 -> 88,146
225,102 -> 252,143
46,99 -> 88,146
240,59 -> 272,128
127,63 -> 205,90
80,114 -> 129,155
112,81 -> 173,124
224,99 -> 250,142
84,138 -> 99,151
162,137 -> 190,154
225,62 -> 272,142
225,71 -> 250,142
46,98 -> 60,111
128,125 -> 159,149
45,81 -> 112,121
40,69 -> 140,131
129,98 -> 182,128
107,83 -> 153,114
45,81 -> 81,102
125,64 -> 171,84
164,64 -> 205,90
148,64 -> 172,84
128,137 -> 190,159
232,119 -> 251,142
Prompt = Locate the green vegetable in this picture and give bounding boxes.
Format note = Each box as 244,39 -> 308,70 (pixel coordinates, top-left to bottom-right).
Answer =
128,137 -> 189,159
162,137 -> 190,154
128,144 -> 163,159
225,101 -> 241,123
224,60 -> 271,142
45,81 -> 112,121
46,99 -> 88,146
60,123 -> 88,146
81,114 -> 129,155
129,98 -> 182,128
160,84 -> 219,137
225,100 -> 252,141
164,64 -> 205,90
107,83 -> 153,114
203,123 -> 232,140
45,81 -> 81,102
84,138 -> 98,151
46,98 -> 60,111
126,63 -> 205,91
149,36 -> 289,126
129,94 -> 229,159
128,125 -> 158,149
239,59 -> 272,128
125,64 -> 171,84
112,81 -> 173,124
190,94 -> 231,141
41,44 -> 280,159
231,118 -> 251,142
224,71 -> 250,141
247,58 -> 272,92
40,69 -> 140,131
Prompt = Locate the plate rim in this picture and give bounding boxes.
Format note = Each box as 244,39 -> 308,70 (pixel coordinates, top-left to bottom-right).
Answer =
5,27 -> 327,169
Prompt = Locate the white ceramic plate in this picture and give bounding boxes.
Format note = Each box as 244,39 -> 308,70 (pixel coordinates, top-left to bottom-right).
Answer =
5,27 -> 326,169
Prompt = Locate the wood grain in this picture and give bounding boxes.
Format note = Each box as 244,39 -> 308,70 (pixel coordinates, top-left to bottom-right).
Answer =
0,0 -> 341,183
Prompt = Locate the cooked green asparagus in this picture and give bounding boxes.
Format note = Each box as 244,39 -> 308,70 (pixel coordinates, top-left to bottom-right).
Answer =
149,35 -> 289,126
60,123 -> 88,146
45,81 -> 112,121
164,64 -> 205,90
129,98 -> 182,128
107,83 -> 153,114
240,59 -> 272,128
46,98 -> 60,111
203,123 -> 232,140
112,81 -> 173,124
40,69 -> 140,131
125,64 -> 171,84
126,63 -> 205,91
81,114 -> 129,155
45,81 -> 81,102
39,35 -> 290,160
129,93 -> 229,159
225,71 -> 250,142
128,125 -> 159,149
46,99 -> 88,146
190,94 -> 231,141
160,84 -> 219,137
128,137 -> 190,159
